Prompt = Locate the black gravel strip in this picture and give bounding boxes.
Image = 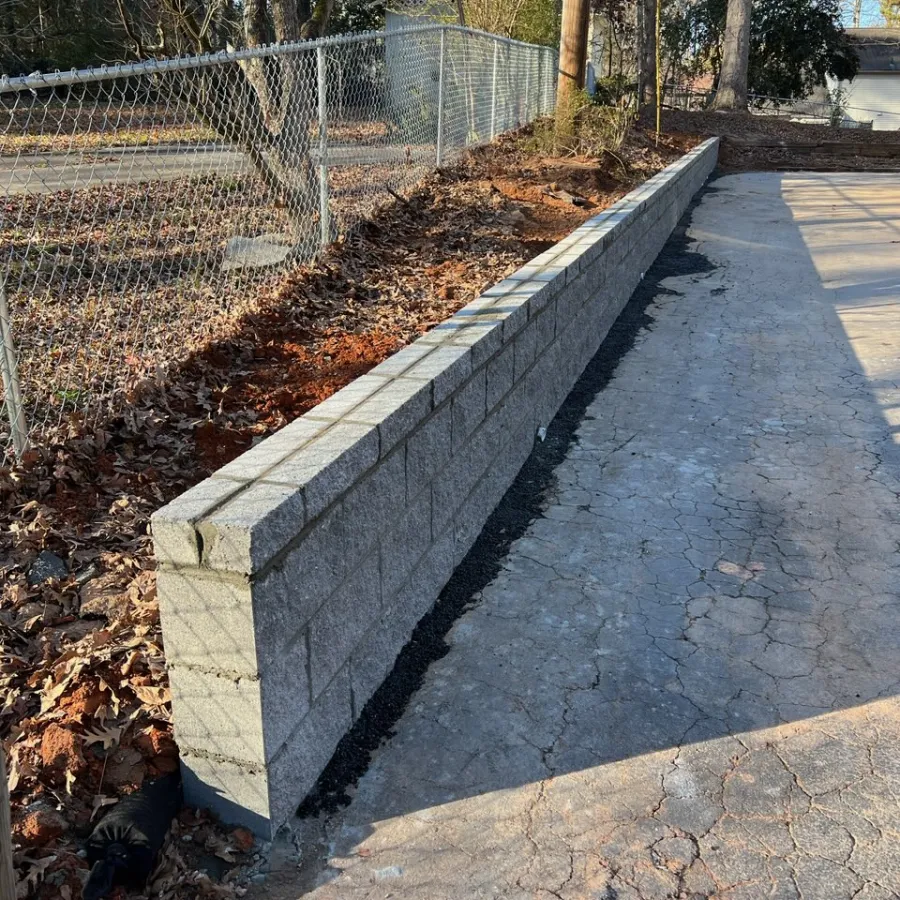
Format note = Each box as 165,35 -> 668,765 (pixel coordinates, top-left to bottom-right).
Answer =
296,182 -> 719,819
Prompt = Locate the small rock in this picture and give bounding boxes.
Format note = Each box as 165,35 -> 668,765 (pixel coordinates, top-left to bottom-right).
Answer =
15,802 -> 67,846
196,853 -> 231,880
104,747 -> 145,789
41,723 -> 86,777
28,550 -> 68,586
250,873 -> 267,884
74,562 -> 101,587
375,866 -> 404,880
231,827 -> 255,853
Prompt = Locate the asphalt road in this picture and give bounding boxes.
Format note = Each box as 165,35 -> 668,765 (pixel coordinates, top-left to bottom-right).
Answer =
0,142 -> 431,194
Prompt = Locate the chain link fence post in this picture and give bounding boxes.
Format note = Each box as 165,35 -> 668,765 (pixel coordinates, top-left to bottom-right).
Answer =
436,28 -> 446,166
0,285 -> 28,461
317,45 -> 331,248
521,46 -> 531,124
546,47 -> 555,114
537,50 -> 543,118
490,40 -> 499,139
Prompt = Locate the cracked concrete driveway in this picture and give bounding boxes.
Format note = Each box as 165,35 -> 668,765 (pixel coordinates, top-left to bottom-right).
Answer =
253,171 -> 900,900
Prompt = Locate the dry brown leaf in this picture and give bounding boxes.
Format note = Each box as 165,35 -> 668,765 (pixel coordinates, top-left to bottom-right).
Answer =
83,722 -> 124,751
132,684 -> 171,707
90,795 -> 118,821
15,854 -> 56,898
205,833 -> 236,863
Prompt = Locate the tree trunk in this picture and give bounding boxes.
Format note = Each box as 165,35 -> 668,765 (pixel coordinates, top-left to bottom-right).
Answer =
638,0 -> 656,106
301,0 -> 338,38
556,0 -> 590,136
712,0 -> 751,111
242,0 -> 272,116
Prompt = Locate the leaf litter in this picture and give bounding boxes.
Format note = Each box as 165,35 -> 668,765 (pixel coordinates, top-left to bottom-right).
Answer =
0,124 -> 697,898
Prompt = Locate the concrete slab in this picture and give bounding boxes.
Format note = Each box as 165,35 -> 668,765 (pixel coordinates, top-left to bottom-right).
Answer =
252,172 -> 900,899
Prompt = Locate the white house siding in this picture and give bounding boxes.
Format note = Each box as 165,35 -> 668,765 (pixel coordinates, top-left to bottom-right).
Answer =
831,74 -> 900,130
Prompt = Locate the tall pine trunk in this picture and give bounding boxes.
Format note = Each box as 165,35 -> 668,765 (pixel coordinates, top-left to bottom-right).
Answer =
712,0 -> 751,111
638,0 -> 657,107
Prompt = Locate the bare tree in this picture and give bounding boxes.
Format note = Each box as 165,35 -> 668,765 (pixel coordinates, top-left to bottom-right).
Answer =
113,1 -> 338,235
711,0 -> 750,110
637,0 -> 655,106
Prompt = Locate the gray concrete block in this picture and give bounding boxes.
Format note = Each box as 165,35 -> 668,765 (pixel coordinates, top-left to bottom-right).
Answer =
532,305 -> 557,356
381,491 -> 433,601
496,380 -> 527,440
342,448 -> 407,566
405,404 -> 452,502
253,501 -> 347,639
157,569 -> 255,672
452,419 -> 532,564
213,418 -> 329,484
301,375 -> 389,423
152,477 -> 247,568
486,342 -> 515,412
452,369 -> 487,451
490,287 -> 530,342
180,751 -> 272,836
256,630 -> 313,755
388,526 -> 455,647
199,481 -> 305,575
308,552 -> 381,699
346,377 -> 432,456
367,341 -> 437,379
169,665 -> 267,763
513,318 -> 538,382
422,310 -> 505,370
398,344 -> 471,406
453,318 -> 505,370
349,622 -> 396,718
264,421 -> 379,520
432,409 -> 501,535
528,342 -> 567,436
268,666 -> 353,828
350,526 -> 454,714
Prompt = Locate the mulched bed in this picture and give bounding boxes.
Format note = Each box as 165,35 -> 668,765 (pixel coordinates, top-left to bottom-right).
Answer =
0,123 -> 697,899
651,107 -> 900,171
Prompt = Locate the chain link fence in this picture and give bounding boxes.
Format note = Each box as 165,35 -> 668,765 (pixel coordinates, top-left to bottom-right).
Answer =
662,84 -> 881,129
0,25 -> 557,461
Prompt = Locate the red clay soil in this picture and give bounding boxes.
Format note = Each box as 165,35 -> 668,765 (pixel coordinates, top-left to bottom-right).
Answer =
0,123 -> 698,899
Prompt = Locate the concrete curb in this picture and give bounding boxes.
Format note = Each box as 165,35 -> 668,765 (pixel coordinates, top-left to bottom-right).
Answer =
152,137 -> 720,836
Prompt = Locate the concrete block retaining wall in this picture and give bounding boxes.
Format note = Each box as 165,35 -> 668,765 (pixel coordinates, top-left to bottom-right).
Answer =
152,137 -> 719,836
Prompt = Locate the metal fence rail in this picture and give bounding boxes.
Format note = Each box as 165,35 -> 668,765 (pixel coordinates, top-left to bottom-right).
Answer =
662,84 -> 882,129
0,25 -> 557,460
